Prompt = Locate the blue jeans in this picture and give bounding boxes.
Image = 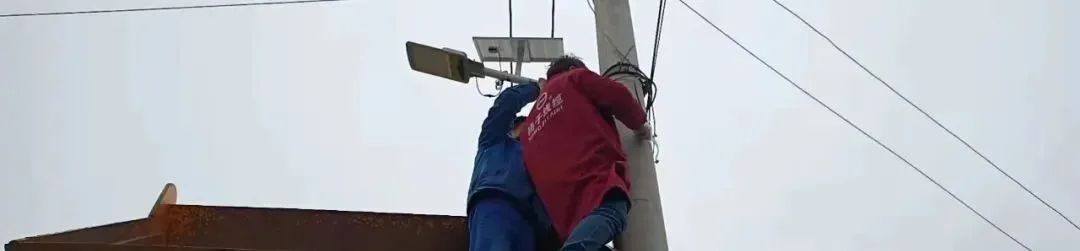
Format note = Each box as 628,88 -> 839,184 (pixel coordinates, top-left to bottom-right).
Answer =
560,196 -> 629,251
469,197 -> 536,251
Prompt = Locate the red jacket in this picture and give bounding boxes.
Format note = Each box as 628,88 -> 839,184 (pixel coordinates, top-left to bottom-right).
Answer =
521,68 -> 647,241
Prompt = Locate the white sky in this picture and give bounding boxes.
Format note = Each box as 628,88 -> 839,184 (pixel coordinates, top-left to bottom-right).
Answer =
1,0 -> 1078,250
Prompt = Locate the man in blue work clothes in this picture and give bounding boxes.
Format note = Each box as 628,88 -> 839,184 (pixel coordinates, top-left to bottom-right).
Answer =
467,80 -> 554,251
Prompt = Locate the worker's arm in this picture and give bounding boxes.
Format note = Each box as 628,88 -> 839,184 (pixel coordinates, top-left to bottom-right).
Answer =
574,69 -> 649,132
478,83 -> 540,147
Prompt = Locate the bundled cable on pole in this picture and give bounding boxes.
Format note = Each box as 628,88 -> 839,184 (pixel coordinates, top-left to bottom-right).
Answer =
583,0 -> 662,113
602,62 -> 661,164
675,0 -> 1032,249
603,63 -> 657,113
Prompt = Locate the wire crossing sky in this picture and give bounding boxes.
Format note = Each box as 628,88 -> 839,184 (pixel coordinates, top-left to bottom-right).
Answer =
675,0 -> 1032,249
0,0 -> 346,18
767,0 -> 1080,234
2,0 -> 1076,250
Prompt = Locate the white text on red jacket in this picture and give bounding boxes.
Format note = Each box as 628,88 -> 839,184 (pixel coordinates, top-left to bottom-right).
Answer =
527,91 -> 564,141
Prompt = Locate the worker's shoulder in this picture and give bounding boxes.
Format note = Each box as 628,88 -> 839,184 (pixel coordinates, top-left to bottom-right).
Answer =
565,68 -> 599,78
550,68 -> 600,87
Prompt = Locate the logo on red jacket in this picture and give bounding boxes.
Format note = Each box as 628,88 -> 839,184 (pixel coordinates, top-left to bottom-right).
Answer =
527,92 -> 565,141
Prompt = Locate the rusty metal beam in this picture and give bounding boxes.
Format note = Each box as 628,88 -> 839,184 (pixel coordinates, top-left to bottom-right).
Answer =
159,205 -> 467,250
7,183 -> 470,251
11,219 -> 155,244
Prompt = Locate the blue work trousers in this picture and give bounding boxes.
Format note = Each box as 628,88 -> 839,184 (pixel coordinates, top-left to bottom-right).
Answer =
560,196 -> 629,251
469,197 -> 537,251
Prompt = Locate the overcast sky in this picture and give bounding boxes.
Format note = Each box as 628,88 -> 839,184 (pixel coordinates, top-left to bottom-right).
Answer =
2,0 -> 1078,250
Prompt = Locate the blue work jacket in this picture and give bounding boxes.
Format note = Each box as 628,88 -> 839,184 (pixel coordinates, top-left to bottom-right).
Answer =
467,83 -> 550,230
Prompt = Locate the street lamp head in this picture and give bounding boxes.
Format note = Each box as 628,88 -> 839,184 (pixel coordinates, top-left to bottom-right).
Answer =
406,41 -> 539,86
405,41 -> 482,84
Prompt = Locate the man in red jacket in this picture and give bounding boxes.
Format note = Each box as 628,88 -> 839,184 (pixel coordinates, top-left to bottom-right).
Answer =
521,56 -> 651,251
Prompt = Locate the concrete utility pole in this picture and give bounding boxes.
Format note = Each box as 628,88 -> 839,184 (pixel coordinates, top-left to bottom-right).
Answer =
591,1 -> 668,250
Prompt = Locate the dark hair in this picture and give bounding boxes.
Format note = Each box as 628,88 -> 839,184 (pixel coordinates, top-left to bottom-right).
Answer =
546,55 -> 587,78
512,116 -> 528,129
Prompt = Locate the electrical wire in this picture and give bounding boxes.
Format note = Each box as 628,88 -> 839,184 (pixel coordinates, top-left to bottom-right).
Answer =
769,0 -> 1080,233
647,0 -> 667,163
602,62 -> 661,162
587,0 -> 665,163
646,0 -> 665,111
583,0 -> 635,64
502,0 -> 514,90
675,1 -> 1031,249
648,0 -> 667,81
478,48 -> 507,98
471,0 -> 514,98
509,0 -> 514,39
551,0 -> 557,38
475,78 -> 496,98
602,63 -> 655,111
573,2 -> 659,115
508,0 -> 516,77
0,0 -> 345,18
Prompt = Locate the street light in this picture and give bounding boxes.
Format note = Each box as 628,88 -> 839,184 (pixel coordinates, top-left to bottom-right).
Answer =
405,41 -> 482,84
406,41 -> 538,85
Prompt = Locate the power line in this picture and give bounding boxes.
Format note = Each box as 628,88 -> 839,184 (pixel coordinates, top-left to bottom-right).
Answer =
769,0 -> 1080,233
508,0 -> 514,39
481,0 -> 514,96
648,0 -> 667,82
582,0 -> 657,111
674,1 -> 1032,250
0,0 -> 346,18
647,0 -> 667,163
584,0 -> 662,163
499,0 -> 512,77
551,0 -> 557,38
583,0 -> 634,64
602,62 -> 661,164
646,0 -> 665,111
